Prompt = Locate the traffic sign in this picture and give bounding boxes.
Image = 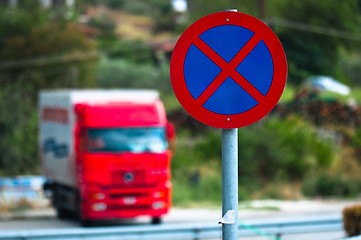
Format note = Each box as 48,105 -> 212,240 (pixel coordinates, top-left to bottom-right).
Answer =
170,11 -> 287,128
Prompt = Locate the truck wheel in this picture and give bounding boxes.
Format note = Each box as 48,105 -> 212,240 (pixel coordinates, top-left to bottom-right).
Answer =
81,219 -> 94,227
56,207 -> 74,219
151,217 -> 162,225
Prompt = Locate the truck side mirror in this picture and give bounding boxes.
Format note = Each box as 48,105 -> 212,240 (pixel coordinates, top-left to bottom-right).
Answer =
166,122 -> 175,141
166,122 -> 176,155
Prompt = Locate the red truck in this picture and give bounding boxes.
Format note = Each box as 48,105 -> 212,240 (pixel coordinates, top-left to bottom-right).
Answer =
39,90 -> 174,225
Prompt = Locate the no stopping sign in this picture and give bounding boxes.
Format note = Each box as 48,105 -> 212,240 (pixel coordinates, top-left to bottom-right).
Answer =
170,11 -> 287,128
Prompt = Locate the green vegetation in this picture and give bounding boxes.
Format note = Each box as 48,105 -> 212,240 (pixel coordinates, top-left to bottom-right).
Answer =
274,0 -> 361,85
302,173 -> 361,198
96,58 -> 171,93
0,6 -> 97,175
171,116 -> 337,205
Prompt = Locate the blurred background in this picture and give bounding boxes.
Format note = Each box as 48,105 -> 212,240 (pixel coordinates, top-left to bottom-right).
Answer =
1,0 -> 361,209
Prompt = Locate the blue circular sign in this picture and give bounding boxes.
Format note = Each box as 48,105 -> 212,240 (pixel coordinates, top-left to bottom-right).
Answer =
170,11 -> 287,128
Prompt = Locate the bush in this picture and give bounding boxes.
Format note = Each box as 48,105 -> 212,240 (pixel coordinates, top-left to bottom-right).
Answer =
352,126 -> 361,158
238,116 -> 335,183
171,116 -> 335,203
88,15 -> 116,36
340,52 -> 361,87
343,205 -> 361,236
171,130 -> 223,205
105,40 -> 155,65
0,82 -> 39,175
302,173 -> 361,198
171,163 -> 223,205
96,58 -> 172,93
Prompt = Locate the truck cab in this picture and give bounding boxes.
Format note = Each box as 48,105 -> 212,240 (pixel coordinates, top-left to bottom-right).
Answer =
40,90 -> 174,225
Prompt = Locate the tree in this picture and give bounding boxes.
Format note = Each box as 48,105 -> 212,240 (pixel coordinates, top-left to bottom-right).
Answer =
273,0 -> 361,85
188,0 -> 257,21
121,0 -> 176,32
0,7 -> 98,176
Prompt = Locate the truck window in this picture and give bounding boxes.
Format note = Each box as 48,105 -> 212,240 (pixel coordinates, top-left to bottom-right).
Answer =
86,127 -> 168,153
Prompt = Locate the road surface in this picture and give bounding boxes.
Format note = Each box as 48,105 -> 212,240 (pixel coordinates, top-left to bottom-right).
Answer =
0,199 -> 359,239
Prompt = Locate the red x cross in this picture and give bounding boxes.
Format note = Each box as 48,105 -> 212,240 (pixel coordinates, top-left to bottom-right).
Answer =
193,34 -> 265,106
170,11 -> 287,128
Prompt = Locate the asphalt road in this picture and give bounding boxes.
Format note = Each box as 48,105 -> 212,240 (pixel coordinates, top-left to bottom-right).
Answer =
0,200 -> 359,239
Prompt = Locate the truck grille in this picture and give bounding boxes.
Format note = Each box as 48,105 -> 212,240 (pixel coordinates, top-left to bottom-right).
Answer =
107,205 -> 151,210
111,171 -> 156,188
109,192 -> 148,199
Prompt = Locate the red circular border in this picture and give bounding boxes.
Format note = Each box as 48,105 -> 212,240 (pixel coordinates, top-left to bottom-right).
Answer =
170,11 -> 287,129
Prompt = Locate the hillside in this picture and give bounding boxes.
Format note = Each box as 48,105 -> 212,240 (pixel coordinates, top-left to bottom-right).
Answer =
82,5 -> 176,49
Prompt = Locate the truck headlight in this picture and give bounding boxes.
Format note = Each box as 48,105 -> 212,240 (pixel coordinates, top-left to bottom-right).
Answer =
153,192 -> 165,198
152,201 -> 166,210
91,203 -> 107,212
92,193 -> 105,200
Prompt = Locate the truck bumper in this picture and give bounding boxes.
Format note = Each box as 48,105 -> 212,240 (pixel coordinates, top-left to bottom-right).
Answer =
82,207 -> 169,220
80,187 -> 171,220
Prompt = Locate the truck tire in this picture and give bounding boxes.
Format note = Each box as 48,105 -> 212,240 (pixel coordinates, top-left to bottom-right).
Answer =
56,207 -> 74,220
81,219 -> 94,227
52,184 -> 78,220
151,217 -> 162,224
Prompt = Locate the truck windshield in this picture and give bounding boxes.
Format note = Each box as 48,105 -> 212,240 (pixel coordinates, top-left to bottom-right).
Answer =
86,127 -> 168,153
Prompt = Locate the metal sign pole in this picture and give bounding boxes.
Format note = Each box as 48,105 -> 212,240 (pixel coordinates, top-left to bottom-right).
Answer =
221,128 -> 238,240
170,9 -> 287,239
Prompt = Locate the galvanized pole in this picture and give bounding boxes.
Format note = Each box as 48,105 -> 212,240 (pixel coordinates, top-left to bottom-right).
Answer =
221,128 -> 238,240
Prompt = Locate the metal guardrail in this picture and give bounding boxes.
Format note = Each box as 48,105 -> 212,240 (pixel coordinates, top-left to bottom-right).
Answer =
0,216 -> 343,240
